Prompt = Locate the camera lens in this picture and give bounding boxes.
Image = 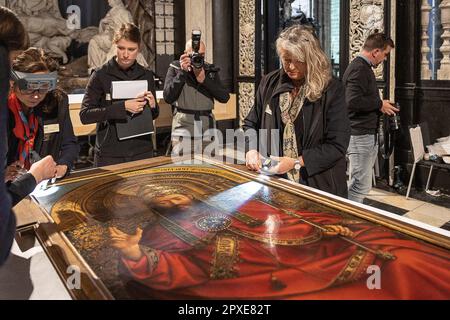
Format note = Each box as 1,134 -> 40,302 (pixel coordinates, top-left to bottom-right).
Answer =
190,53 -> 204,69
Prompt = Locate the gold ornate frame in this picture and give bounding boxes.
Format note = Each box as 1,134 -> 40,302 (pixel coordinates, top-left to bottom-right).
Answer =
16,156 -> 450,300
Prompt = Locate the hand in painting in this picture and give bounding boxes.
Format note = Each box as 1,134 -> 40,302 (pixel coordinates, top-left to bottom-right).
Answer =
109,227 -> 144,261
323,225 -> 355,238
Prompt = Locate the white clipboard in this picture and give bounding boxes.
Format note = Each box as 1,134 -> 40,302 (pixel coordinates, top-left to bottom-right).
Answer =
111,80 -> 148,99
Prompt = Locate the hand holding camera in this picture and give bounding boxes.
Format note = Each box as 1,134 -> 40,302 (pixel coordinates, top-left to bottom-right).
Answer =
180,53 -> 192,73
381,100 -> 399,116
380,101 -> 401,131
179,30 -> 206,83
190,30 -> 205,70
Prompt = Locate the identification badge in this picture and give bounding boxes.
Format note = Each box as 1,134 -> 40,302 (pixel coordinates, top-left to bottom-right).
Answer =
44,123 -> 60,134
265,104 -> 273,116
106,93 -> 112,101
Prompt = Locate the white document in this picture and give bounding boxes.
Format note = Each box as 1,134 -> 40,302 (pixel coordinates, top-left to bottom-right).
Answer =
68,94 -> 84,104
111,80 -> 148,99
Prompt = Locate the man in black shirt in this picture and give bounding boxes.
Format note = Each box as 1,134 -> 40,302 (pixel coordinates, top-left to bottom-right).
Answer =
343,32 -> 398,203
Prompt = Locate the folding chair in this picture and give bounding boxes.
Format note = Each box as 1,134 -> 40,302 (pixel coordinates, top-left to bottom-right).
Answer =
406,125 -> 450,199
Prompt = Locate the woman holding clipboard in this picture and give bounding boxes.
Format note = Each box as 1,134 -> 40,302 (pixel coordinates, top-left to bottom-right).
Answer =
81,23 -> 159,167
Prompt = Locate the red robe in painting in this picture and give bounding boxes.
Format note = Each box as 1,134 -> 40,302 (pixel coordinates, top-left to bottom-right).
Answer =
119,200 -> 450,299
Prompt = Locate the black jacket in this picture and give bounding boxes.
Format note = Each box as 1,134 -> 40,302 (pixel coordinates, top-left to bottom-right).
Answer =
80,58 -> 159,159
7,89 -> 79,169
7,173 -> 36,207
342,56 -> 382,135
0,43 -> 14,265
243,69 -> 350,198
163,61 -> 230,107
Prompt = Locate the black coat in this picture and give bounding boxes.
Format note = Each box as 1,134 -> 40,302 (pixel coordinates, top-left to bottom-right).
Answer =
0,43 -> 14,265
342,56 -> 382,135
243,69 -> 350,198
7,89 -> 79,170
163,61 -> 230,106
80,58 -> 159,160
6,89 -> 77,208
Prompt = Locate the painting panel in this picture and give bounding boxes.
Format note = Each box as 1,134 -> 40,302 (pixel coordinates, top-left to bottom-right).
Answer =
27,158 -> 450,300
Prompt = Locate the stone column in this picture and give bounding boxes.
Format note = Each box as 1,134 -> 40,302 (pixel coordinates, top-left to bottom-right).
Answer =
438,0 -> 450,79
185,0 -> 213,64
421,0 -> 432,80
212,0 -> 233,91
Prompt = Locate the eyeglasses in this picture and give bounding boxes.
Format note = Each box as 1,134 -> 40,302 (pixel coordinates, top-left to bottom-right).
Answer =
18,82 -> 52,95
11,70 -> 57,95
281,57 -> 303,67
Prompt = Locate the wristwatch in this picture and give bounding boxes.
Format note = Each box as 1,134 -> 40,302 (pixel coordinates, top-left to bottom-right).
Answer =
294,159 -> 302,171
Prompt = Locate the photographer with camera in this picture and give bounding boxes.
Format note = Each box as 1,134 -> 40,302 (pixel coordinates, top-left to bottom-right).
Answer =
343,32 -> 398,203
163,30 -> 230,154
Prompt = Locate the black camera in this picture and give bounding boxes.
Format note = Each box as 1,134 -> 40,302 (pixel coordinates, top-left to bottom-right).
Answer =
190,30 -> 204,69
389,102 -> 401,131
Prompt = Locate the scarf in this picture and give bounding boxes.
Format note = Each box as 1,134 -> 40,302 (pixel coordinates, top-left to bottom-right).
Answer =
8,93 -> 39,170
280,86 -> 306,182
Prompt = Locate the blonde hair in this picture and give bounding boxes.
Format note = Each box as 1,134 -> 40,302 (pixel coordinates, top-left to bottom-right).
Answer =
113,23 -> 141,45
276,25 -> 332,102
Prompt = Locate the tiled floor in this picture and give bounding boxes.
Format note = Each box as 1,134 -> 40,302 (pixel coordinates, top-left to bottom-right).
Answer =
365,188 -> 450,231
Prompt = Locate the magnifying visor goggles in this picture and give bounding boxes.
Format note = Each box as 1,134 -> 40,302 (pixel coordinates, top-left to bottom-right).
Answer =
11,70 -> 57,95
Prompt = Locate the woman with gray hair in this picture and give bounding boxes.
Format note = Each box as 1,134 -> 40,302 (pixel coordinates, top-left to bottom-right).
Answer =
243,25 -> 350,198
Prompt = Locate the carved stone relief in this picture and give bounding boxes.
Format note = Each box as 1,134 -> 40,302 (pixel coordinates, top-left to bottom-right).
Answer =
88,0 -> 148,72
128,0 -> 156,70
5,0 -> 83,64
349,0 -> 385,79
239,0 -> 256,77
239,82 -> 255,126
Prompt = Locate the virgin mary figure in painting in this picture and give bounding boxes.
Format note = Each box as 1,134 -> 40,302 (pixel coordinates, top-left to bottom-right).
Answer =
109,186 -> 450,300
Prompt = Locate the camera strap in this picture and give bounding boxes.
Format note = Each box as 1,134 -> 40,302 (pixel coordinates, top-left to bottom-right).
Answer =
378,116 -> 395,160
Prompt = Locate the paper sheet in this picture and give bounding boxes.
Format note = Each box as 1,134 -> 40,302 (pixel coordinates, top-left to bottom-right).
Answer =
112,80 -> 148,100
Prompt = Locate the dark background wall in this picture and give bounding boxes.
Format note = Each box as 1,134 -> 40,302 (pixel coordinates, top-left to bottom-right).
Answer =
396,0 -> 450,193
